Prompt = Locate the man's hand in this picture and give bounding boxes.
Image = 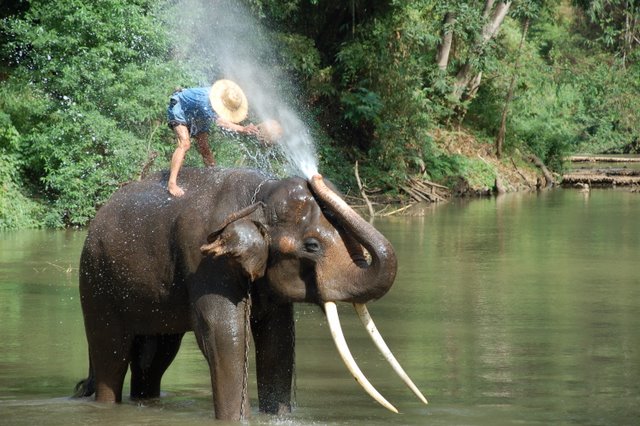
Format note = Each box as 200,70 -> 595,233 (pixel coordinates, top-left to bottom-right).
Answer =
243,123 -> 260,136
216,117 -> 261,136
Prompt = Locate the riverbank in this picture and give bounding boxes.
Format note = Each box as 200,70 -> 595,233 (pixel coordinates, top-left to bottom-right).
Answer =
433,129 -> 539,195
345,129 -> 542,217
348,133 -> 640,218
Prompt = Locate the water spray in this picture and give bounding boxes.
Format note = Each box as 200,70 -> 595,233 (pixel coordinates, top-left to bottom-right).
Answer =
167,0 -> 319,179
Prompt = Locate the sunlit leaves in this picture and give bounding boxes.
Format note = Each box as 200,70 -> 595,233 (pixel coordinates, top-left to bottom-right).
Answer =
0,0 -> 185,227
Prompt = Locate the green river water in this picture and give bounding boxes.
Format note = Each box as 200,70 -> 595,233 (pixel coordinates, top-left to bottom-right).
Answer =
1,188 -> 638,425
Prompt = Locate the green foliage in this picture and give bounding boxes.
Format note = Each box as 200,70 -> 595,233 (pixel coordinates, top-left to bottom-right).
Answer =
458,156 -> 497,189
572,0 -> 640,65
1,0 -> 640,228
0,0 -> 187,227
0,113 -> 45,230
467,17 -> 575,168
333,2 -> 444,186
340,87 -> 383,127
509,83 -> 579,170
425,152 -> 467,182
433,0 -> 488,64
0,154 -> 45,230
313,128 -> 357,191
467,2 -> 639,166
274,33 -> 322,79
571,61 -> 640,153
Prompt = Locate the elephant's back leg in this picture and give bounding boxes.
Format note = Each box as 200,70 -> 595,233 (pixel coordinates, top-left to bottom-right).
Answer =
79,256 -> 131,402
84,310 -> 132,403
130,333 -> 184,399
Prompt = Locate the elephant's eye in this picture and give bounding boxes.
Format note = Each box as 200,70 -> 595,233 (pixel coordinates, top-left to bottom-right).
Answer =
303,238 -> 322,254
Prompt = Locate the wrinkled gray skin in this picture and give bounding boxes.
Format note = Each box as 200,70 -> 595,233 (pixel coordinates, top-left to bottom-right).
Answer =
75,167 -> 397,421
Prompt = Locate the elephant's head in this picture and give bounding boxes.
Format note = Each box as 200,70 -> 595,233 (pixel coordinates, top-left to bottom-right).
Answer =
200,173 -> 427,411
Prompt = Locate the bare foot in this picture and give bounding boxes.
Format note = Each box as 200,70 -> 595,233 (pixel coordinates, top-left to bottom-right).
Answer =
168,182 -> 185,197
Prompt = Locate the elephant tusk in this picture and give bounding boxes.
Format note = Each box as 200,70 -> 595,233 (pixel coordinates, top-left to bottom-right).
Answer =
324,302 -> 398,414
353,303 -> 428,405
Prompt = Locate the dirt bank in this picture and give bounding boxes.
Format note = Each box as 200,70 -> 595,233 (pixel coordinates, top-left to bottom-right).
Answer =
432,129 -> 539,195
347,129 -> 543,217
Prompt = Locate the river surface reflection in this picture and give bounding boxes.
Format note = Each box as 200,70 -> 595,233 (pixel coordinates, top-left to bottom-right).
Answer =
1,189 -> 639,425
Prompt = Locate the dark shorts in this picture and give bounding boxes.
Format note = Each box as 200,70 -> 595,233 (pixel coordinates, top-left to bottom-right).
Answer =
167,93 -> 212,136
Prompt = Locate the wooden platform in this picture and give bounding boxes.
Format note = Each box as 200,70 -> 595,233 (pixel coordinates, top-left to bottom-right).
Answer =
568,155 -> 640,163
563,156 -> 640,187
562,174 -> 640,186
562,169 -> 640,187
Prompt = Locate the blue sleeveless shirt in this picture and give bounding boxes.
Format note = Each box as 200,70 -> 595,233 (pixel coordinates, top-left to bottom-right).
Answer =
167,87 -> 218,136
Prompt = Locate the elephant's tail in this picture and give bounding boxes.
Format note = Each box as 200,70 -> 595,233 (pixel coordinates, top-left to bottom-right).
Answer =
73,376 -> 95,398
72,358 -> 95,398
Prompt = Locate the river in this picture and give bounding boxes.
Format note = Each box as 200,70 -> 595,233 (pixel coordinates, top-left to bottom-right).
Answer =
1,188 -> 638,425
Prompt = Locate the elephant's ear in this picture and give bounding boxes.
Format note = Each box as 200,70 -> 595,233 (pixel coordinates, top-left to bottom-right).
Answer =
201,205 -> 269,281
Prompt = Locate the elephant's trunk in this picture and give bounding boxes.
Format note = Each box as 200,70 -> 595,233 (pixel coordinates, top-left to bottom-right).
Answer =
310,175 -> 428,412
308,174 -> 397,303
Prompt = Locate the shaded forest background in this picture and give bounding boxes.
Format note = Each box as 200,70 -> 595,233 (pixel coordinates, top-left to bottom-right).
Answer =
1,0 -> 639,228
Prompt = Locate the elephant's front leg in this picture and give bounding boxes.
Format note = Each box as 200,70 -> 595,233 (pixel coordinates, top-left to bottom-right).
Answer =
251,302 -> 294,415
192,293 -> 251,421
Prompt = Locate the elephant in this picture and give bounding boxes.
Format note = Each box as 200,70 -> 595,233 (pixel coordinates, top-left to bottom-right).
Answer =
74,166 -> 426,420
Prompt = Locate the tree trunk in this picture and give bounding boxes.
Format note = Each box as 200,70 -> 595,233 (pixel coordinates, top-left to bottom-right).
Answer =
529,154 -> 554,188
436,12 -> 456,71
452,1 -> 512,101
482,0 -> 496,18
452,63 -> 473,101
621,1 -> 639,69
464,71 -> 483,101
482,1 -> 511,40
496,17 -> 530,159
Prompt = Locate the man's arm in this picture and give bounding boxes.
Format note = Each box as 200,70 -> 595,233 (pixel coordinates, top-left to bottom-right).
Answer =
216,117 -> 259,135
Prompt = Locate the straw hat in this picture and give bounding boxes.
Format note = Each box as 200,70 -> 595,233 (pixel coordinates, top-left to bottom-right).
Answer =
209,79 -> 249,123
257,119 -> 283,145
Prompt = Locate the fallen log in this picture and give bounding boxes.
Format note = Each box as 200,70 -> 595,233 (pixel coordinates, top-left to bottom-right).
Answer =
529,154 -> 554,188
569,155 -> 640,163
570,168 -> 640,177
561,173 -> 640,186
408,177 -> 449,191
401,185 -> 434,203
379,203 -> 415,217
510,157 -> 534,189
401,177 -> 450,203
408,179 -> 448,202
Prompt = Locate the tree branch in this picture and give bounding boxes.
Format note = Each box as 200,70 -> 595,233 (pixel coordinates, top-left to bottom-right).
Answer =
354,161 -> 375,221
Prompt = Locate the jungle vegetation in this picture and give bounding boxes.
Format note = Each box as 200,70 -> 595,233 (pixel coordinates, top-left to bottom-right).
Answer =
1,0 -> 639,228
